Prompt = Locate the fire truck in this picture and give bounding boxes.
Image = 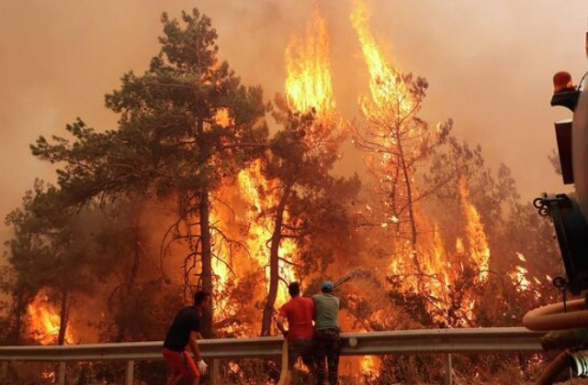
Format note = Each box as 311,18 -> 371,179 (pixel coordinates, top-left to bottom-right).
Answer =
523,26 -> 588,384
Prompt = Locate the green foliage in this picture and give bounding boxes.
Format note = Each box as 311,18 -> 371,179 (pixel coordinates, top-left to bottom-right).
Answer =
28,7 -> 270,338
31,8 -> 268,207
267,95 -> 361,273
258,95 -> 361,335
2,180 -> 117,343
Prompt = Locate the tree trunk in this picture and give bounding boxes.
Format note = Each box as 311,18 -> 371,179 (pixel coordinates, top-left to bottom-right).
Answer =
196,118 -> 214,338
199,187 -> 214,338
260,182 -> 293,336
57,286 -> 69,345
115,216 -> 142,342
10,288 -> 32,344
397,136 -> 420,271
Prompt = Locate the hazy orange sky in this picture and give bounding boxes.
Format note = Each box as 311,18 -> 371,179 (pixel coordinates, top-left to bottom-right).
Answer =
1,0 -> 586,243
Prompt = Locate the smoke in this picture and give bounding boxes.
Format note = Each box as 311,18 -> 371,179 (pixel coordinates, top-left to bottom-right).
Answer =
0,0 -> 586,245
364,1 -> 586,200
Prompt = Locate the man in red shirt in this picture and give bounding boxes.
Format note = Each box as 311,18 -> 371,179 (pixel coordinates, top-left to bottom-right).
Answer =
276,282 -> 315,384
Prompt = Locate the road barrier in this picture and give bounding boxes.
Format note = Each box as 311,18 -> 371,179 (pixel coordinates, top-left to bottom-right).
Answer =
0,327 -> 546,385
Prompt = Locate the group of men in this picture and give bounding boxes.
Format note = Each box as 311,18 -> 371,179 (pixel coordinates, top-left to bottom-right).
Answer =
276,280 -> 341,385
161,280 -> 341,385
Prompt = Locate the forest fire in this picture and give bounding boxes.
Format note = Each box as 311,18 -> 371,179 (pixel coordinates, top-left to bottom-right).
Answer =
207,3 -> 340,338
284,0 -> 342,158
210,157 -> 299,334
26,294 -> 75,345
348,0 -> 504,330
2,1 -> 560,384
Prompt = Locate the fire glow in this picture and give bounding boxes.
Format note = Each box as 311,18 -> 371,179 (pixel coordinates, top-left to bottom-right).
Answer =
285,3 -> 335,117
349,0 -> 503,331
19,2 -> 540,381
26,295 -> 75,345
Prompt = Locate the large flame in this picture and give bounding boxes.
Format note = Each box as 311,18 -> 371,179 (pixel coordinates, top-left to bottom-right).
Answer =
26,295 -> 75,345
209,2 -> 339,337
459,177 -> 490,282
284,0 -> 343,161
351,0 -> 413,117
285,3 -> 335,118
350,0 -> 496,329
350,0 -> 421,240
237,160 -> 298,306
204,160 -> 300,337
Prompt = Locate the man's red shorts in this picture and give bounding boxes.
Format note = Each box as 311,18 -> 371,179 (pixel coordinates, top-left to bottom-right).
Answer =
162,348 -> 200,380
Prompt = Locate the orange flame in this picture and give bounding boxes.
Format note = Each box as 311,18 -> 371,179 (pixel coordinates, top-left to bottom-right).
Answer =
349,0 -> 501,330
205,159 -> 301,336
361,355 -> 380,375
508,252 -> 539,297
458,177 -> 490,282
285,3 -> 335,117
284,1 -> 343,158
209,4 -> 339,334
26,295 -> 75,345
351,0 -> 413,117
237,160 -> 298,305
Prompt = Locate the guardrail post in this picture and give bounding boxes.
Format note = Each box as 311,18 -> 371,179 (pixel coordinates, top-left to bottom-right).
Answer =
443,353 -> 452,385
58,361 -> 66,385
125,360 -> 134,385
209,359 -> 219,385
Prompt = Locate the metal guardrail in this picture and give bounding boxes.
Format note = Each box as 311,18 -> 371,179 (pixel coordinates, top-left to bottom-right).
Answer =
0,327 -> 546,384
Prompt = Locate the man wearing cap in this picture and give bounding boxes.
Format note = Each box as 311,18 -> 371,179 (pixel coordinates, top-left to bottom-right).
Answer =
312,281 -> 341,385
276,281 -> 315,384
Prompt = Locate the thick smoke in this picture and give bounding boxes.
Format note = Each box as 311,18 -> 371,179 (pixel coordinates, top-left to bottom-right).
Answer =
0,0 -> 586,243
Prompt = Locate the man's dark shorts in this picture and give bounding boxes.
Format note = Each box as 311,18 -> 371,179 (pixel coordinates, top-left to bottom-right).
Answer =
288,338 -> 313,369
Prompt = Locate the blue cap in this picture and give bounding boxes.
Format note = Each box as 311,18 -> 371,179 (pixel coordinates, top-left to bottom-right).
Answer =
321,281 -> 334,291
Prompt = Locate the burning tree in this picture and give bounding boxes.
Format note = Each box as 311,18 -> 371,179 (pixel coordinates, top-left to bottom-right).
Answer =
347,0 -> 524,333
343,2 -> 561,380
256,97 -> 360,336
350,0 -> 452,267
3,180 -> 103,345
30,9 -> 268,337
255,4 -> 359,336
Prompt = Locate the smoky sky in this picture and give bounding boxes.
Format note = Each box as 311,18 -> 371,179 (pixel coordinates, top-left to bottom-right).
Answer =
1,0 -> 586,244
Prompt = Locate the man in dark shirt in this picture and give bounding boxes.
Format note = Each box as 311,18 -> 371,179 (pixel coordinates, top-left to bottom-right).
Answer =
162,290 -> 211,385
